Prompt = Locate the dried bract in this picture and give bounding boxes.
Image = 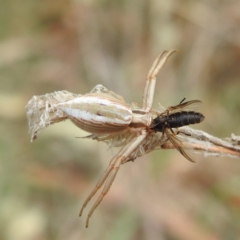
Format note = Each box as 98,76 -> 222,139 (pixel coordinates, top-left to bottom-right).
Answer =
26,90 -> 81,141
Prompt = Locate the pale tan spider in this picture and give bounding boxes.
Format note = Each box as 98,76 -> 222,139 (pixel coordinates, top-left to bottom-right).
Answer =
26,50 -> 203,227
66,50 -> 177,227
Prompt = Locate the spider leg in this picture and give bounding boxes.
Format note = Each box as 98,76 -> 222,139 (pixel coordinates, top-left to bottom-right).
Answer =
79,150 -> 125,218
80,130 -> 148,227
142,50 -> 177,111
79,166 -> 113,217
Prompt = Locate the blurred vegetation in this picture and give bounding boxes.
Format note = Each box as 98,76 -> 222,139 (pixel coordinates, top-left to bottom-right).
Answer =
1,0 -> 240,239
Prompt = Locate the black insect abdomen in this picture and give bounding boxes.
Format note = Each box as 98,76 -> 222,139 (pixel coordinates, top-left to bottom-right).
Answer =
168,111 -> 204,128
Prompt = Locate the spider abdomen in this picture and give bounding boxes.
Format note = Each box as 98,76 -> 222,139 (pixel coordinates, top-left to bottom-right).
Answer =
58,93 -> 132,134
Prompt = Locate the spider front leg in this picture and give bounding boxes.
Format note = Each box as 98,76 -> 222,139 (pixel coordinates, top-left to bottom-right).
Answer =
142,50 -> 177,111
79,130 -> 148,227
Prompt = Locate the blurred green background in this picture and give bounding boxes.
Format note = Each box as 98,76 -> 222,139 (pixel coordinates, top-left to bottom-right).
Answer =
1,0 -> 240,239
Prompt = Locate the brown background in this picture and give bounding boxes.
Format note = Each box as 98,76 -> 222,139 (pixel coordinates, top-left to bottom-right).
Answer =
1,0 -> 240,239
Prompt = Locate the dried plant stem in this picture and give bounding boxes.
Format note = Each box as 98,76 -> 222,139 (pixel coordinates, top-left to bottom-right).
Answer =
180,127 -> 240,151
160,127 -> 240,159
162,141 -> 240,158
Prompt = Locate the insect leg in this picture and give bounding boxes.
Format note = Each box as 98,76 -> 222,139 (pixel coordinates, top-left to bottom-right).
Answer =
82,130 -> 148,227
169,127 -> 175,134
179,97 -> 186,104
142,50 -> 177,111
177,129 -> 192,137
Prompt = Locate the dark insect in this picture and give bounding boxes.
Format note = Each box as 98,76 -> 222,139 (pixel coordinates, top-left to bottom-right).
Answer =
150,98 -> 205,162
